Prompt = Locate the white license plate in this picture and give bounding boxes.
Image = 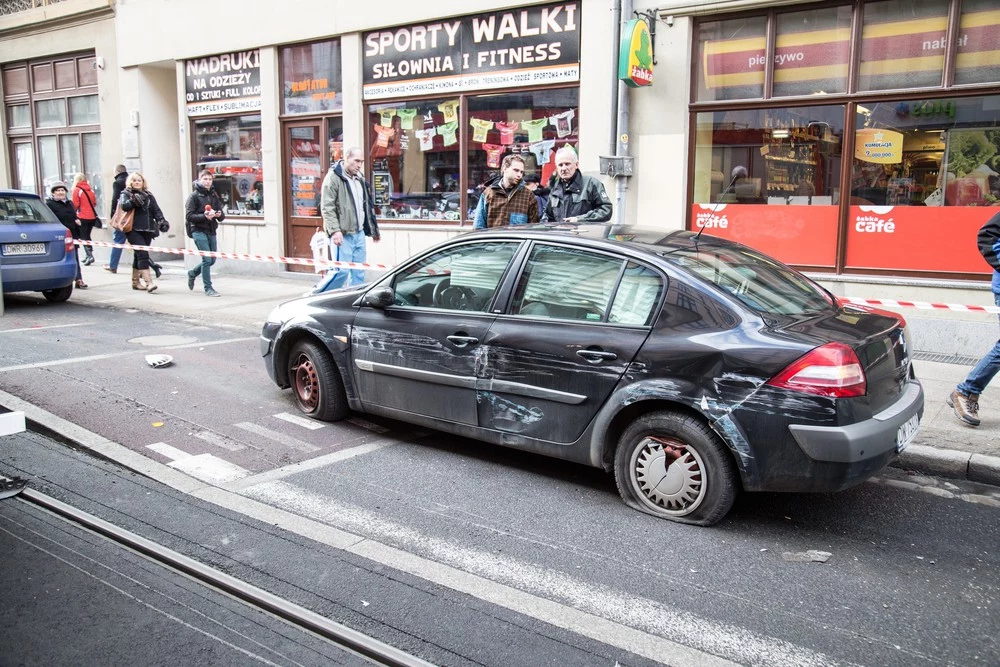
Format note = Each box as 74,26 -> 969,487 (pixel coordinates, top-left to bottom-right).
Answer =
896,413 -> 920,453
3,243 -> 45,256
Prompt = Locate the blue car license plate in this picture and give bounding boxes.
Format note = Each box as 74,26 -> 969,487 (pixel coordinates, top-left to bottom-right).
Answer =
895,413 -> 920,453
3,243 -> 45,256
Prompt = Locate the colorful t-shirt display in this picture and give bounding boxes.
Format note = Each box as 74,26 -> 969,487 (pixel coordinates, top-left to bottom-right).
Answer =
438,100 -> 460,123
483,144 -> 505,169
414,128 -> 437,151
521,118 -> 549,143
528,139 -> 556,165
438,121 -> 459,146
374,124 -> 395,148
378,109 -> 396,127
550,110 -> 576,138
496,121 -> 519,145
470,118 -> 495,143
396,108 -> 418,129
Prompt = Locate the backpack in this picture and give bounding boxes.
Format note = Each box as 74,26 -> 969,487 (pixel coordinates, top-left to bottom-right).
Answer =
185,219 -> 195,238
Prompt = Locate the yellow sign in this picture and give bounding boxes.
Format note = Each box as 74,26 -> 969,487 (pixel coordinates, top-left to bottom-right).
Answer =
855,128 -> 904,164
618,19 -> 653,88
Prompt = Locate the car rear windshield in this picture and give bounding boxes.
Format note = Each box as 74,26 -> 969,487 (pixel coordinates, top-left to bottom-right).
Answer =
665,244 -> 833,316
0,196 -> 55,224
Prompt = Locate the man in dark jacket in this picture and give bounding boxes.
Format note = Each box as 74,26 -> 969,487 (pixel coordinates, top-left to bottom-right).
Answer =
103,165 -> 129,274
949,209 -> 1000,426
184,170 -> 226,297
45,181 -> 86,289
523,173 -> 549,220
473,154 -> 540,229
316,147 -> 380,291
544,146 -> 613,223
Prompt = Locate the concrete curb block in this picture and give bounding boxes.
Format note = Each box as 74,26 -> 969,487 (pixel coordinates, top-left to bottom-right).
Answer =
892,444 -> 986,484
969,453 -> 1000,486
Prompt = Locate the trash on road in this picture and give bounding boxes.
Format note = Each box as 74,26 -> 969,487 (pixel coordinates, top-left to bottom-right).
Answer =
145,354 -> 173,368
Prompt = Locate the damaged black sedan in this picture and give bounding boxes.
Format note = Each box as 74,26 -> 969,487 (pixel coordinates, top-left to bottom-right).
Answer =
261,227 -> 923,526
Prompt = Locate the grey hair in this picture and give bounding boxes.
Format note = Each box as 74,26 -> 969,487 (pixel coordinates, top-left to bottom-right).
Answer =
344,146 -> 363,159
555,145 -> 579,164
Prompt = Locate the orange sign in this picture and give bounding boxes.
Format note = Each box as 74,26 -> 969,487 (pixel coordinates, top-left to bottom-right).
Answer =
854,128 -> 904,164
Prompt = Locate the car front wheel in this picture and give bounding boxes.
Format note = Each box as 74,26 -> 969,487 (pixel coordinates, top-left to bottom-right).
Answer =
42,285 -> 73,302
287,340 -> 348,422
614,411 -> 737,526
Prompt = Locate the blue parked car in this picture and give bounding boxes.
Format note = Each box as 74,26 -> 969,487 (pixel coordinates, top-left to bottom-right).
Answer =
0,189 -> 77,302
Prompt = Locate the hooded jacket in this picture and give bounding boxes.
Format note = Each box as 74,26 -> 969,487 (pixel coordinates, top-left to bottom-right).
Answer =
544,171 -> 613,223
320,161 -> 380,239
119,187 -> 165,234
185,181 -> 226,235
72,180 -> 98,220
110,171 -> 128,217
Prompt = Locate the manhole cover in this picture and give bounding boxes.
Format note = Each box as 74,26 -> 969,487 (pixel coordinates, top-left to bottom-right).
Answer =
128,335 -> 198,347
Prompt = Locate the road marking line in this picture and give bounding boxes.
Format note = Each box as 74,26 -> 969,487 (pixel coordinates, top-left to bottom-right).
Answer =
0,351 -> 131,373
234,422 -> 320,453
242,482 -> 836,667
164,336 -> 259,349
147,442 -> 192,461
0,322 -> 93,334
194,430 -> 248,451
170,453 -> 251,484
274,412 -> 326,430
346,417 -> 391,434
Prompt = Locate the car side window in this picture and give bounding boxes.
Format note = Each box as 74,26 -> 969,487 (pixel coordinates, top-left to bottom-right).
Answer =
608,262 -> 664,326
510,245 -> 624,322
391,242 -> 519,312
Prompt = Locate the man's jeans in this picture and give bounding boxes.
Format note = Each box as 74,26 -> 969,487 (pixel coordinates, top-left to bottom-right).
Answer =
108,228 -> 127,270
957,292 -> 1000,396
189,231 -> 217,291
323,231 -> 367,290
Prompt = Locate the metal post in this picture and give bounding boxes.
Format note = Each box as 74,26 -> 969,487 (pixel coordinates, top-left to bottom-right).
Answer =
614,0 -> 633,225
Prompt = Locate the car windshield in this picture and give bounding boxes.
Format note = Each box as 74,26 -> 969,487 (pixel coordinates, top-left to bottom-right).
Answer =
0,195 -> 55,224
665,244 -> 833,315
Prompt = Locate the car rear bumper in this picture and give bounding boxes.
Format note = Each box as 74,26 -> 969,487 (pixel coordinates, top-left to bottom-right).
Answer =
1,261 -> 76,293
788,380 -> 924,463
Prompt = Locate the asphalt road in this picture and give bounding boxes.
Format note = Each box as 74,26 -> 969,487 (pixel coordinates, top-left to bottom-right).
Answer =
1,294 -> 998,666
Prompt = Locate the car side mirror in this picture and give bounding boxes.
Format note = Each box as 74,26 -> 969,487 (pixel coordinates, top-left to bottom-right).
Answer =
363,286 -> 395,309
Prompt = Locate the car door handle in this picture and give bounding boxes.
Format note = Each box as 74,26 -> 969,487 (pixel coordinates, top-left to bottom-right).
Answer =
447,335 -> 480,347
576,349 -> 618,362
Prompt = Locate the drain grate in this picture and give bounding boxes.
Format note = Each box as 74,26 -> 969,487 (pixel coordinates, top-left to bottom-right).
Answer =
912,351 -> 981,366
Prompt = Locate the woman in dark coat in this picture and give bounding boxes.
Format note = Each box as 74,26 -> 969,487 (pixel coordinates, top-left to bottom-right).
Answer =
118,172 -> 166,293
45,181 -> 86,289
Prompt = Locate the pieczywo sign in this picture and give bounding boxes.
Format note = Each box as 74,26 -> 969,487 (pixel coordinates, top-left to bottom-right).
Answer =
185,50 -> 262,117
618,18 -> 653,87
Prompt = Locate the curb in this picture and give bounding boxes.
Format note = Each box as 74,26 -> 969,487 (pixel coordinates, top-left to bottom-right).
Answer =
892,444 -> 1000,487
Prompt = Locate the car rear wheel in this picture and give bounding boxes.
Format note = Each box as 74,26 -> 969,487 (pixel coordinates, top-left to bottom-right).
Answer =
287,340 -> 348,422
614,411 -> 737,526
42,285 -> 73,303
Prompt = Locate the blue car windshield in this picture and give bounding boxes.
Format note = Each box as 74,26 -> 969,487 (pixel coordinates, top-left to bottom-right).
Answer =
0,196 -> 55,224
665,245 -> 833,316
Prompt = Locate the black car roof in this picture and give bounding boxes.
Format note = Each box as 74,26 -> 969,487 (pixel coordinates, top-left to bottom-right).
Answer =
462,224 -> 737,257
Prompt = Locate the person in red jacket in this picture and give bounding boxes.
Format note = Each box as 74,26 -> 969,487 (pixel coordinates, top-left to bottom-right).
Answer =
72,173 -> 99,266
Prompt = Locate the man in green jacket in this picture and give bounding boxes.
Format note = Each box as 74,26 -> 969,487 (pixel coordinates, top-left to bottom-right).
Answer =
319,146 -> 380,290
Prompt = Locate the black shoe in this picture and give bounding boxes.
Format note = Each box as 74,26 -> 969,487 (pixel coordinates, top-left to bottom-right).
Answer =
187,271 -> 196,291
83,255 -> 95,266
152,263 -> 162,278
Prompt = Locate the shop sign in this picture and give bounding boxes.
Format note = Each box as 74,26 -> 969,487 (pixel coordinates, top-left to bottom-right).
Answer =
185,50 -> 261,117
702,7 -> 999,89
362,1 -> 580,100
855,128 -> 903,164
846,205 -> 992,273
618,18 -> 653,88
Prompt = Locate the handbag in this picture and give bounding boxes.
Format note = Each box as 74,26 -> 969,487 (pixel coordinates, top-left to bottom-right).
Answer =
110,205 -> 134,233
82,189 -> 103,228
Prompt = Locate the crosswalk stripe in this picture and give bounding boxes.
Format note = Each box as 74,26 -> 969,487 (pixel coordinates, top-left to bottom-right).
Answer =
234,422 -> 320,453
273,412 -> 326,430
194,430 -> 248,451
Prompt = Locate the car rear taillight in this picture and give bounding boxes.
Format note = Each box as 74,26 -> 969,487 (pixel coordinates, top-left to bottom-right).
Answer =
767,342 -> 867,398
64,230 -> 75,253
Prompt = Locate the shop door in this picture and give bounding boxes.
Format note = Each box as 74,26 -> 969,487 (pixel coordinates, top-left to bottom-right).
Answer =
282,118 -> 342,273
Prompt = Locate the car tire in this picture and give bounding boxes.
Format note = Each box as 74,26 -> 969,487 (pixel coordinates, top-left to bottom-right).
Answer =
287,340 -> 348,422
42,285 -> 73,303
614,411 -> 737,526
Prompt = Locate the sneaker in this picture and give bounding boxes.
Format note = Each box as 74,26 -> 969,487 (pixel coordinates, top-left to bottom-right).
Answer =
187,271 -> 196,291
205,288 -> 221,297
948,390 -> 981,427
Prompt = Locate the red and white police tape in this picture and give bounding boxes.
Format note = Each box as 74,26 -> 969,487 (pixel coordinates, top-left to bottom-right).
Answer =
75,240 -> 1000,314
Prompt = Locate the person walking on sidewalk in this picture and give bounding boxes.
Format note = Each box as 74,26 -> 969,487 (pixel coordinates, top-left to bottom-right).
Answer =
118,172 -> 166,293
950,209 -> 1000,427
184,170 -> 225,297
317,147 -> 380,291
71,173 -> 99,266
104,165 -> 128,275
45,181 -> 87,289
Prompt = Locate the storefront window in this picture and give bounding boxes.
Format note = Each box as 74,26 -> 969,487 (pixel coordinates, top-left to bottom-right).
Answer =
281,40 -> 343,115
367,98 -> 463,222
692,105 -> 844,267
954,0 -> 1000,86
467,89 -> 579,198
194,115 -> 264,217
696,15 -> 767,102
773,6 -> 852,98
846,94 -> 1000,272
858,0 -> 948,92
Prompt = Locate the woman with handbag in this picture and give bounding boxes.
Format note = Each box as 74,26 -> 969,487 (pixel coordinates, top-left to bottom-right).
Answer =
117,172 -> 167,293
71,173 -> 100,266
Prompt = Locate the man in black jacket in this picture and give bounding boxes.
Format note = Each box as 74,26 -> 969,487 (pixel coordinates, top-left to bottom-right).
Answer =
544,146 -> 612,223
103,165 -> 129,274
45,182 -> 86,289
184,170 -> 226,297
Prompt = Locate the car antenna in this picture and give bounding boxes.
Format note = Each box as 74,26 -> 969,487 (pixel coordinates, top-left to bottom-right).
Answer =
693,165 -> 746,243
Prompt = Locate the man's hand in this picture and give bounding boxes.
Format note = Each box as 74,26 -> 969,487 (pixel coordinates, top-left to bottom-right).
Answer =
330,230 -> 344,246
564,216 -> 578,223
372,234 -> 381,243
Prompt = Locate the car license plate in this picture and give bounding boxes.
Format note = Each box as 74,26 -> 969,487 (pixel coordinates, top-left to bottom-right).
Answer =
3,243 -> 45,256
895,413 -> 920,453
